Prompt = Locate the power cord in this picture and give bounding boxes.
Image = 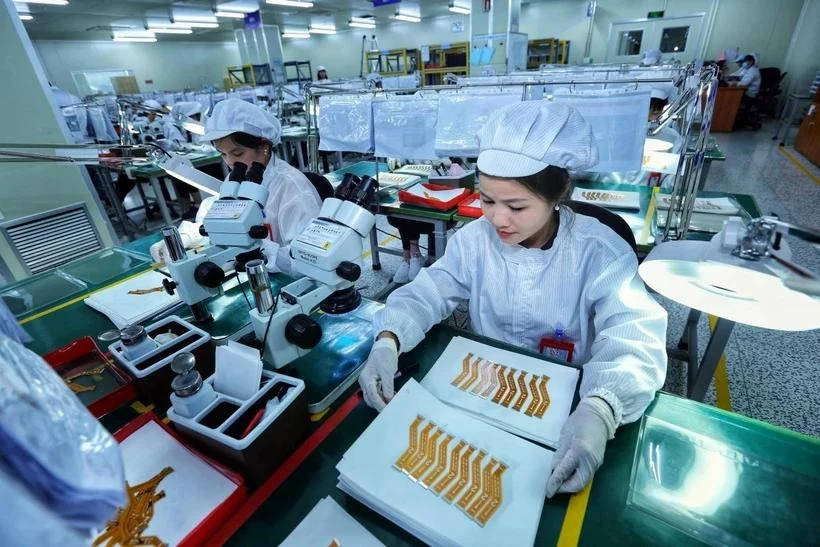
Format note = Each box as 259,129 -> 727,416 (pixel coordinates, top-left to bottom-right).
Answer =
259,292 -> 280,361
234,269 -> 252,310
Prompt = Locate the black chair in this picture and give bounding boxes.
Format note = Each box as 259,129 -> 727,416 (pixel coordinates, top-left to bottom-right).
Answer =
738,67 -> 786,129
304,172 -> 334,201
566,200 -> 638,256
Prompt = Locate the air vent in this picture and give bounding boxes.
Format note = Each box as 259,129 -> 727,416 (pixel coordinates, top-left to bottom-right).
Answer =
1,203 -> 102,275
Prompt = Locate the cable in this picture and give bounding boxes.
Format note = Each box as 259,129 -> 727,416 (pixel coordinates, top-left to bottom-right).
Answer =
259,292 -> 280,361
374,227 -> 428,253
234,270 -> 252,310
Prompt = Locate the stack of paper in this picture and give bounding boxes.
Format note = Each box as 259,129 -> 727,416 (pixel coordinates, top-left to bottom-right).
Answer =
84,270 -> 181,329
337,379 -> 552,547
571,188 -> 641,210
421,337 -> 578,448
404,183 -> 467,203
281,496 -> 384,547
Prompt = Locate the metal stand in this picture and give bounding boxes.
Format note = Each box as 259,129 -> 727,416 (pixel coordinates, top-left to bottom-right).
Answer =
672,308 -> 736,401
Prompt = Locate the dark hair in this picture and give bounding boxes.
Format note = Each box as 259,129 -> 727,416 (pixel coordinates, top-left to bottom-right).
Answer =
649,97 -> 668,112
743,54 -> 755,64
227,131 -> 269,150
478,165 -> 570,203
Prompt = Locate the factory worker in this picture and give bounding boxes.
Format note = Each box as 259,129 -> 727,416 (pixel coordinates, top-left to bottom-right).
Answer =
358,101 -> 668,496
138,99 -> 165,142
641,48 -> 662,66
316,65 -> 329,81
730,53 -> 761,98
150,99 -> 321,276
163,101 -> 204,148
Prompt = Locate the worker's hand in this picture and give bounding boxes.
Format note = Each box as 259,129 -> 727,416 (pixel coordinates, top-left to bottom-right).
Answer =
150,240 -> 169,265
358,337 -> 399,411
260,239 -> 282,273
545,396 -> 616,497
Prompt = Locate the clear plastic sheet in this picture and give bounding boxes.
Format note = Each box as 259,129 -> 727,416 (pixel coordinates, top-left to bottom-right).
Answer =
318,94 -> 374,153
0,335 -> 125,531
434,91 -> 521,157
373,96 -> 440,160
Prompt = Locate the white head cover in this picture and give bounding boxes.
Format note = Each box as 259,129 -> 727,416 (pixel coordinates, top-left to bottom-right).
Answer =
172,101 -> 203,117
201,98 -> 282,144
142,99 -> 162,110
650,87 -> 670,100
317,65 -> 327,72
476,101 -> 598,177
642,49 -> 662,66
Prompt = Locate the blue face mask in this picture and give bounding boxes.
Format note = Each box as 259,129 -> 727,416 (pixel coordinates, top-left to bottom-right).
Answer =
743,61 -> 752,68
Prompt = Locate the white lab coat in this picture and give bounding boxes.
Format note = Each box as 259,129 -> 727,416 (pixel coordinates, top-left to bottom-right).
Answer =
196,157 -> 321,276
731,64 -> 761,98
163,123 -> 188,148
374,209 -> 668,425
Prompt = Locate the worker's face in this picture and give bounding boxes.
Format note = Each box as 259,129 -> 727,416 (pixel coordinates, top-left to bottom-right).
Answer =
214,136 -> 269,170
479,174 -> 555,248
317,70 -> 328,80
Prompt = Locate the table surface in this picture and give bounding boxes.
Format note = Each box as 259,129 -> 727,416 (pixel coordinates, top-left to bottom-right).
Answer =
224,324 -> 820,546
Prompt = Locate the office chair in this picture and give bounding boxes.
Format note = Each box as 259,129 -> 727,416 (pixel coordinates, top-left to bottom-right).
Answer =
738,67 -> 786,130
303,172 -> 334,201
566,200 -> 638,256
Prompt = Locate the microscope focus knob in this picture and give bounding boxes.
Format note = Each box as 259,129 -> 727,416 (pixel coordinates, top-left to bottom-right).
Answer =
162,278 -> 177,295
285,314 -> 322,349
194,262 -> 225,288
198,225 -> 208,237
248,225 -> 269,239
336,261 -> 361,282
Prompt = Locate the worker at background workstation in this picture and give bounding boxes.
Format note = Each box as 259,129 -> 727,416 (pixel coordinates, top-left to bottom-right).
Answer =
150,99 -> 321,276
162,101 -> 206,219
135,99 -> 165,142
359,102 -> 668,496
728,53 -> 762,100
316,65 -> 329,81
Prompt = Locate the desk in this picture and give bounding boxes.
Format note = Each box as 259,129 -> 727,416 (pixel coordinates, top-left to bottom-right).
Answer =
127,152 -> 226,226
221,325 -> 820,546
711,86 -> 746,132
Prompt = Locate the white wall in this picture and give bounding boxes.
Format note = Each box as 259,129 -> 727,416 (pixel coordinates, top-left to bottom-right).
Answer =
519,0 -> 593,64
282,14 -> 472,80
779,0 -> 820,95
33,40 -> 241,95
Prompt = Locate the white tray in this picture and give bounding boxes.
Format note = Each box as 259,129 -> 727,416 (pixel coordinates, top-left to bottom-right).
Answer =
571,188 -> 641,210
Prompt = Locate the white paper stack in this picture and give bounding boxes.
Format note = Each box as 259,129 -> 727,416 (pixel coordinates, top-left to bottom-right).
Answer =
84,270 -> 181,328
101,419 -> 239,546
337,379 -> 552,547
571,187 -> 641,210
420,337 -> 578,448
280,496 -> 385,547
403,183 -> 468,203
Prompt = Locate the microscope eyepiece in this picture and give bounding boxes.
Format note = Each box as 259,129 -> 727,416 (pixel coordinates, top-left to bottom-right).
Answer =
228,162 -> 247,182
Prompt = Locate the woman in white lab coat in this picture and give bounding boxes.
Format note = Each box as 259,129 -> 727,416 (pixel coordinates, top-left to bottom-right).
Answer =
358,102 -> 668,497
151,99 -> 321,276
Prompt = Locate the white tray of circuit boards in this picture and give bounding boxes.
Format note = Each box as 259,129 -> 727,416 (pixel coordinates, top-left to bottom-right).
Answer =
570,187 -> 641,210
337,379 -> 552,547
376,172 -> 422,191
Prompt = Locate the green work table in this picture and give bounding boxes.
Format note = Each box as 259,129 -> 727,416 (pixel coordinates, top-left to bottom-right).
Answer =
224,324 -> 820,546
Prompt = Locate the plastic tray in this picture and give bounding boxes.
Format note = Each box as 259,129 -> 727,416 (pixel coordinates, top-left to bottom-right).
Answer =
43,336 -> 137,418
398,182 -> 472,211
456,192 -> 482,218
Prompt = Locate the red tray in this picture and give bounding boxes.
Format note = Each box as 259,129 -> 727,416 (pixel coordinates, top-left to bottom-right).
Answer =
398,182 -> 472,211
111,413 -> 247,547
44,336 -> 137,418
457,192 -> 483,218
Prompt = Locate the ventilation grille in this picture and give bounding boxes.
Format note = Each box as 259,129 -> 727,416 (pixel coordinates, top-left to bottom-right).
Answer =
3,204 -> 102,275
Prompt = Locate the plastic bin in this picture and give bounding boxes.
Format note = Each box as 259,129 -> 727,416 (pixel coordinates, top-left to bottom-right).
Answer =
108,315 -> 212,410
168,370 -> 309,488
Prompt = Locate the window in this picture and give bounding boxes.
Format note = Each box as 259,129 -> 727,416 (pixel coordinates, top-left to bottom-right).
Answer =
617,30 -> 643,56
660,26 -> 689,53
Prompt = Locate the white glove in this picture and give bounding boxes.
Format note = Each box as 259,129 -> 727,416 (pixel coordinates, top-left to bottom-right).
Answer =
358,337 -> 399,411
260,239 -> 283,273
545,396 -> 616,497
149,221 -> 207,265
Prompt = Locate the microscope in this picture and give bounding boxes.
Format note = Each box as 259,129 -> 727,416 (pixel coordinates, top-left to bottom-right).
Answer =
246,173 -> 379,369
161,161 -> 269,323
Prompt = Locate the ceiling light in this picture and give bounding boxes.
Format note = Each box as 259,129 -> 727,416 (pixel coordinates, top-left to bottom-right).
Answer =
394,14 -> 421,23
114,29 -> 156,37
214,10 -> 246,18
19,13 -> 33,20
150,28 -> 193,34
266,0 -> 314,7
309,26 -> 336,35
22,0 -> 68,4
112,37 -> 157,43
282,31 -> 310,39
448,5 -> 470,15
349,21 -> 376,29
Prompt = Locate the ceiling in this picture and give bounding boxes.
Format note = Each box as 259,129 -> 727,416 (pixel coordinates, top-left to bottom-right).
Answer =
15,0 -> 470,42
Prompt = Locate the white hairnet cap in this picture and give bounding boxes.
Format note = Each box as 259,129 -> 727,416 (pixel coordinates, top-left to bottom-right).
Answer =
317,65 -> 327,72
642,49 -> 662,65
650,87 -> 670,100
202,98 -> 282,144
173,101 -> 202,117
476,102 -> 599,177
143,99 -> 162,110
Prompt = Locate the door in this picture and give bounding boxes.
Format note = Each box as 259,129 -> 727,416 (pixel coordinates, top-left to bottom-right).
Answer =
606,15 -> 707,64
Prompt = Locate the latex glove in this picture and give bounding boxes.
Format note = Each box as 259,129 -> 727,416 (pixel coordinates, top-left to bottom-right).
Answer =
358,337 -> 399,411
149,221 -> 207,264
545,396 -> 616,497
260,239 -> 283,273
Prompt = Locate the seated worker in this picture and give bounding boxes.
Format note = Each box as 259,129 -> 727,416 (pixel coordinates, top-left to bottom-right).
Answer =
358,102 -> 668,497
388,216 -> 432,283
728,53 -> 761,100
150,99 -> 322,276
162,101 -> 206,219
316,65 -> 329,81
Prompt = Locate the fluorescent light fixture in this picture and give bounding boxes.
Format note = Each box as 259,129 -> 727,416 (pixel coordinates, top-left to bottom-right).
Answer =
309,26 -> 336,34
161,155 -> 222,196
114,30 -> 156,38
448,5 -> 470,15
349,16 -> 376,29
282,31 -> 310,39
22,0 -> 68,4
19,13 -> 33,20
150,28 -> 193,34
266,0 -> 313,7
394,14 -> 421,23
113,37 -> 157,43
214,10 -> 246,18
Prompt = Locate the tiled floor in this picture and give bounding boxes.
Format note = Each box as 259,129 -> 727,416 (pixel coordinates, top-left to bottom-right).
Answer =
127,123 -> 819,436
